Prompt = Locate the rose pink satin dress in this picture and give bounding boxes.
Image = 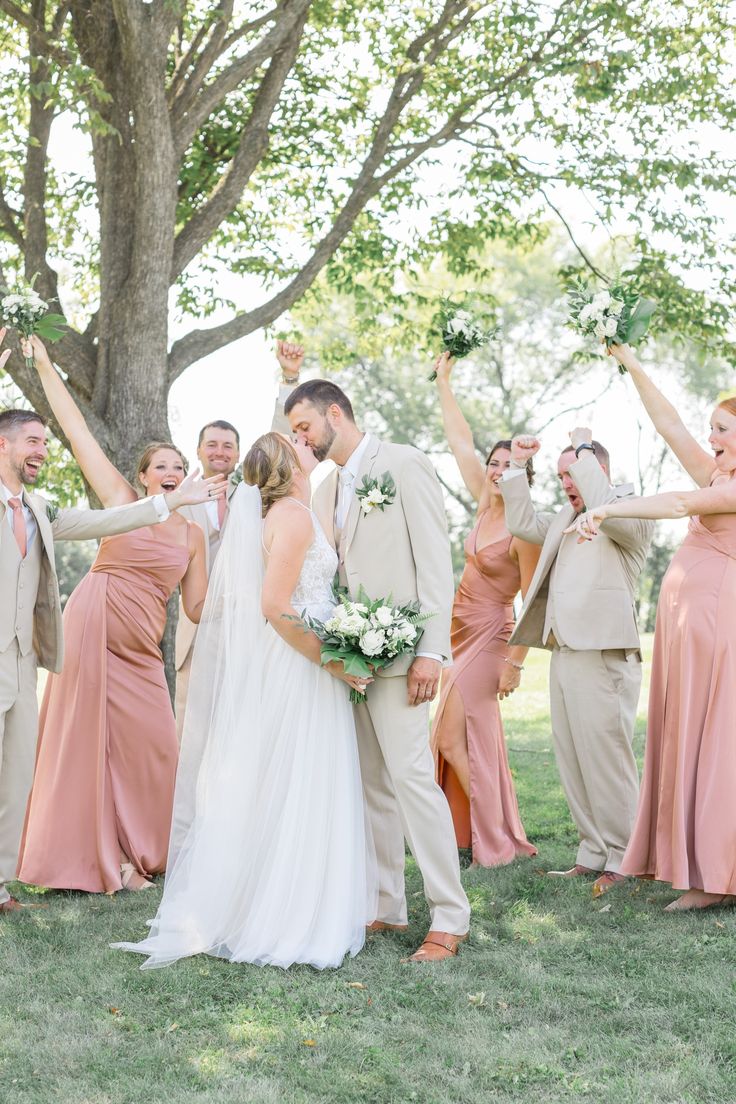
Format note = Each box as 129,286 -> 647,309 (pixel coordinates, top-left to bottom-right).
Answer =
18,524 -> 190,894
621,510 -> 736,893
431,512 -> 536,866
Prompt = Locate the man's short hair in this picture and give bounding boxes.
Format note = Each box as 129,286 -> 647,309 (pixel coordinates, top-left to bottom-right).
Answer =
0,409 -> 47,439
560,439 -> 610,471
283,379 -> 355,422
197,419 -> 240,448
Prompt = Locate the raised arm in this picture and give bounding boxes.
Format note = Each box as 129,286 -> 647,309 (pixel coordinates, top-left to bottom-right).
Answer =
23,336 -> 136,506
433,351 -> 486,503
271,341 -> 304,435
179,524 -> 209,623
500,436 -> 556,545
0,327 -> 11,371
610,343 -> 715,488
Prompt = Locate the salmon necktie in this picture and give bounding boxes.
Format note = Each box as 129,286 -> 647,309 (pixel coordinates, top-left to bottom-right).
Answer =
8,497 -> 27,558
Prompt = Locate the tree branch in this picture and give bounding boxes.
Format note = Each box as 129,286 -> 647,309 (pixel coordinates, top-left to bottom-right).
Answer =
171,1 -> 298,154
171,4 -> 310,280
168,3 -> 484,380
0,0 -> 72,64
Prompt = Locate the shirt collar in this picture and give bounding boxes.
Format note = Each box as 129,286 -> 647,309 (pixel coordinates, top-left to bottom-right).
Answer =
0,481 -> 25,507
340,434 -> 371,481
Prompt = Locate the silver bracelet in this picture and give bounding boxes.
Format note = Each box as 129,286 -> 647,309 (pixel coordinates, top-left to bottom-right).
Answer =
504,658 -> 524,670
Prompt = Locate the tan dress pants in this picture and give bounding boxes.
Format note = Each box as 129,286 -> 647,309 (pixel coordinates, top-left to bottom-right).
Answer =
549,646 -> 641,873
354,675 -> 470,935
0,642 -> 38,904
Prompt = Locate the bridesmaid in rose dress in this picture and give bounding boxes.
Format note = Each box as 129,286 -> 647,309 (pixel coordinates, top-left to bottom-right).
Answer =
430,352 -> 540,866
16,338 -> 223,894
568,343 -> 736,910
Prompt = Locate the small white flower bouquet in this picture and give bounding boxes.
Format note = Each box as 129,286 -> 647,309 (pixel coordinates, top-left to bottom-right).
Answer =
567,278 -> 656,372
304,588 -> 433,703
0,279 -> 66,369
428,298 -> 495,380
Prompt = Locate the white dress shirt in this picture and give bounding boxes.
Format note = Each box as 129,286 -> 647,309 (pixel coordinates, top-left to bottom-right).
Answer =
1,481 -> 37,548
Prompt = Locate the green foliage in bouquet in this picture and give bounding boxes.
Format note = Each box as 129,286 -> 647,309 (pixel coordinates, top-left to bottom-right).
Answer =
0,277 -> 66,368
428,298 -> 495,380
567,277 -> 656,372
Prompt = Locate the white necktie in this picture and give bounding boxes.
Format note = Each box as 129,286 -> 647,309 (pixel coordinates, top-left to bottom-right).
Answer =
336,469 -> 354,530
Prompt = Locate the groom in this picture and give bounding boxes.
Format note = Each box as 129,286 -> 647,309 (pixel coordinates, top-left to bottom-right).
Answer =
286,380 -> 470,961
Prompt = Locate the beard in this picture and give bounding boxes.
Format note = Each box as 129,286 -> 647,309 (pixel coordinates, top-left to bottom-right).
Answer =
311,424 -> 336,463
19,457 -> 44,485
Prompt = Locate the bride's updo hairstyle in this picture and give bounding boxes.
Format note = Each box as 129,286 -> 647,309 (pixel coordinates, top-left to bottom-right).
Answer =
243,432 -> 300,516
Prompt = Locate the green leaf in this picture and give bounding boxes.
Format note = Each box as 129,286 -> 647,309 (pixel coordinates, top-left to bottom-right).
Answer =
625,298 -> 657,345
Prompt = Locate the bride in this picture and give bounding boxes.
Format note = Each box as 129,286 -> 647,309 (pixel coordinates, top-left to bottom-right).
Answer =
114,432 -> 376,969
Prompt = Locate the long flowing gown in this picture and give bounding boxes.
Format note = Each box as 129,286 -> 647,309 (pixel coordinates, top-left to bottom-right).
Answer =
621,511 -> 736,893
114,494 -> 374,970
431,512 -> 536,866
17,525 -> 189,894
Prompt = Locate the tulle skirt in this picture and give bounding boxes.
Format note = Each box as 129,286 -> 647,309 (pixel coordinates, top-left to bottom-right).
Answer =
113,624 -> 375,970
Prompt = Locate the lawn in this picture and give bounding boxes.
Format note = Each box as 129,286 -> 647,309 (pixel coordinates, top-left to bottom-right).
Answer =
2,639 -> 735,1103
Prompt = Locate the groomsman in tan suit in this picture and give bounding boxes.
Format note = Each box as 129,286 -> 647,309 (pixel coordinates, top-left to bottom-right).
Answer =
174,343 -> 303,735
286,380 -> 470,962
0,402 -> 188,913
501,428 -> 653,897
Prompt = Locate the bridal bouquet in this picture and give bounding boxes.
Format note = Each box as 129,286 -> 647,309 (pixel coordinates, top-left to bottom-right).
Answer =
305,589 -> 432,703
428,298 -> 494,380
567,277 -> 656,372
0,279 -> 66,369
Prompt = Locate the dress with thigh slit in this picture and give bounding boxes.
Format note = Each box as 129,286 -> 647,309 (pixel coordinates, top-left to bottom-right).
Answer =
17,524 -> 189,893
431,511 -> 536,866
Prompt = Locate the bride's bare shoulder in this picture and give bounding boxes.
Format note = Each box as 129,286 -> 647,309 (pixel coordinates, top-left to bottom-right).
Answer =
263,498 -> 313,546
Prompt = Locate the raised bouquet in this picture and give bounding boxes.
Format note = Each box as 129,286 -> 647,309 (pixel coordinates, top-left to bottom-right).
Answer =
567,277 -> 656,372
0,279 -> 66,369
428,298 -> 495,380
304,588 -> 433,703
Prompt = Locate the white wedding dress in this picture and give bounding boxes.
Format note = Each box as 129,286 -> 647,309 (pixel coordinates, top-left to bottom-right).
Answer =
113,485 -> 375,970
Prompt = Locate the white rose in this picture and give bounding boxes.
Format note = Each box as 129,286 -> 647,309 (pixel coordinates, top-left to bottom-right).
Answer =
594,320 -> 607,339
374,605 -> 394,627
350,603 -> 368,615
603,316 -> 618,337
447,317 -> 469,336
592,291 -> 611,310
397,621 -> 417,642
366,487 -> 385,505
609,299 -> 624,315
361,628 -> 387,657
579,303 -> 595,323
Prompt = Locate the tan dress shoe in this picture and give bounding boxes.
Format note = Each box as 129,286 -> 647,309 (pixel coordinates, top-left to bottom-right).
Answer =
402,930 -> 468,963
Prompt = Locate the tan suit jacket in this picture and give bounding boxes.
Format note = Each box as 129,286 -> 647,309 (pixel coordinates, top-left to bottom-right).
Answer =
501,453 -> 654,651
311,436 -> 454,674
0,491 -> 165,672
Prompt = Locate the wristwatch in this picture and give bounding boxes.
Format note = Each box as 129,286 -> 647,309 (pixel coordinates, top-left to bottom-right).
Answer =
574,442 -> 595,458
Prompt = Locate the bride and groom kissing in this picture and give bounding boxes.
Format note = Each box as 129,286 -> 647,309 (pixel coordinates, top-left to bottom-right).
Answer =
116,379 -> 470,969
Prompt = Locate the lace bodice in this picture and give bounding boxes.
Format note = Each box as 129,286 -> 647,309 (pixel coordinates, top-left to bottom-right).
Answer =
291,509 -> 338,621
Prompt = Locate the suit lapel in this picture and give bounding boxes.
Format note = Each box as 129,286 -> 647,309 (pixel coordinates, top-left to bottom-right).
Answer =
531,504 -> 576,593
342,435 -> 381,556
25,493 -> 54,563
312,467 -> 339,551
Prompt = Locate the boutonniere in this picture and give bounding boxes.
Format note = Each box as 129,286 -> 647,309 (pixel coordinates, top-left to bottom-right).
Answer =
45,502 -> 60,524
230,468 -> 243,488
356,471 -> 396,515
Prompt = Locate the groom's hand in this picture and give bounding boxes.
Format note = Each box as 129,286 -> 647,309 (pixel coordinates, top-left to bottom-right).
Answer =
407,657 -> 441,706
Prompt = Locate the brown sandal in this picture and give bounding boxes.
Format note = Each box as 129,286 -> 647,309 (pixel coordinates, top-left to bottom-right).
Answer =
402,931 -> 467,963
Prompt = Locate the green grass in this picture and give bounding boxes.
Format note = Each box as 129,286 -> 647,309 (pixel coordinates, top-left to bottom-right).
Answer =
4,638 -> 736,1103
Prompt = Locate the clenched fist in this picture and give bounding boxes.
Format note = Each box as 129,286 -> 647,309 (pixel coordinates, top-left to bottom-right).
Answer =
510,435 -> 541,466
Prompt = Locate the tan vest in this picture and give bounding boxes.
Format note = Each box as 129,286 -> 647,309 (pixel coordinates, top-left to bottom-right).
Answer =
0,524 -> 43,656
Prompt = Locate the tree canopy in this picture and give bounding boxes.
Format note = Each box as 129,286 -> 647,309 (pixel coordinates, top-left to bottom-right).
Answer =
0,0 -> 734,476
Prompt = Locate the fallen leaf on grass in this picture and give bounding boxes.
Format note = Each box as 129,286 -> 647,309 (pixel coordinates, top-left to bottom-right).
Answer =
108,1007 -> 122,1016
167,1023 -> 179,1032
467,992 -> 486,1006
346,982 -> 367,990
497,1000 -> 509,1011
598,904 -> 612,913
302,1039 -> 317,1048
